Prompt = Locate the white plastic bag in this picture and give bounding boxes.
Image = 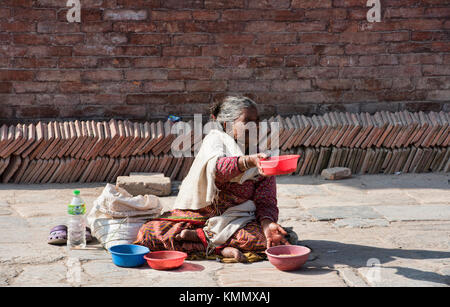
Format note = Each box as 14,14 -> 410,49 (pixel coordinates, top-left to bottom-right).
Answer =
87,183 -> 162,250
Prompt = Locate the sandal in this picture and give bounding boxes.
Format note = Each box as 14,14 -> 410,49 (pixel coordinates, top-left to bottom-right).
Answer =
48,225 -> 93,245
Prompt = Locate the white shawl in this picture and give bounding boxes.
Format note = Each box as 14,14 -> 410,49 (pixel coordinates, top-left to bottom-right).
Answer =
172,128 -> 259,211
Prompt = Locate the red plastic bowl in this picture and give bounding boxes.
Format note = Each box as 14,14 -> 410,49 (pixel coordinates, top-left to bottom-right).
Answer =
144,251 -> 188,270
259,155 -> 301,176
266,245 -> 311,271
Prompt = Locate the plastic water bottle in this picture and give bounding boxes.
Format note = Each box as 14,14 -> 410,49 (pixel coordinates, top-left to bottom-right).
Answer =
67,190 -> 86,249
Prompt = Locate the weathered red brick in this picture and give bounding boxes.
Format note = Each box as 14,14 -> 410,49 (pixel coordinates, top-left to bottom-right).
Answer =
58,57 -> 97,68
82,70 -> 123,81
0,21 -> 35,32
53,34 -> 85,45
285,56 -> 316,67
36,94 -> 80,105
73,45 -> 121,56
27,46 -> 73,57
129,34 -> 171,45
104,9 -> 148,21
16,106 -> 59,118
272,80 -> 311,92
80,94 -> 126,105
97,57 -> 132,68
173,33 -> 212,45
317,79 -> 353,90
13,82 -> 57,93
412,31 -> 449,41
423,65 -> 450,76
173,57 -> 215,68
81,22 -> 113,33
161,0 -> 204,9
215,33 -> 255,45
124,69 -> 167,81
151,10 -> 191,21
163,45 -> 202,57
228,80 -> 271,92
0,70 -> 34,81
2,0 -> 33,7
291,0 -> 332,9
204,0 -> 245,9
358,55 -> 398,66
427,90 -> 450,101
248,0 -> 291,9
11,57 -> 57,68
57,9 -> 103,22
383,32 -> 410,42
37,21 -> 79,33
398,54 -> 442,65
104,105 -> 146,119
256,33 -> 297,45
185,80 -> 227,92
144,81 -> 185,92
384,7 -> 425,18
13,8 -> 56,21
59,82 -> 101,93
245,21 -> 287,32
192,10 -> 220,21
113,21 -> 156,33
36,70 -> 81,82
120,46 -> 158,57
168,69 -> 213,80
305,8 -> 347,20
13,33 -> 50,45
116,0 -> 160,7
0,82 -> 12,93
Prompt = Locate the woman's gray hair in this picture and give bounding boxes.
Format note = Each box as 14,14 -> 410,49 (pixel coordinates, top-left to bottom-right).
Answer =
210,96 -> 257,124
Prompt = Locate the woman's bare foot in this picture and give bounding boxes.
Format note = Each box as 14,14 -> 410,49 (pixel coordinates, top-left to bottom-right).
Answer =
175,229 -> 201,242
221,247 -> 247,263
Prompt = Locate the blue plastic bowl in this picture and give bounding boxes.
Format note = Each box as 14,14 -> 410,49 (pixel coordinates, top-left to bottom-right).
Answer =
109,244 -> 150,268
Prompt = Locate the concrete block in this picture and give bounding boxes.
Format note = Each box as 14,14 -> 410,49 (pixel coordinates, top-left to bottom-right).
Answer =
116,174 -> 171,196
321,167 -> 352,180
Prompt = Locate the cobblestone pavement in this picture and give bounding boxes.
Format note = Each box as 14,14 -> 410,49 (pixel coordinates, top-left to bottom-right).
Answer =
0,173 -> 449,287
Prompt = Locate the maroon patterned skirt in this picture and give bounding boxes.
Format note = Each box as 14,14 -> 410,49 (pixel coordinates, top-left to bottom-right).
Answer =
134,206 -> 267,254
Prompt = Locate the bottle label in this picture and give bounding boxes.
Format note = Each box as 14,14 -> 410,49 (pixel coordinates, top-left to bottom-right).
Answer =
68,203 -> 86,215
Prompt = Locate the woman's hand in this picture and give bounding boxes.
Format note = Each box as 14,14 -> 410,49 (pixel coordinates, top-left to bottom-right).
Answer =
261,219 -> 290,248
245,153 -> 269,176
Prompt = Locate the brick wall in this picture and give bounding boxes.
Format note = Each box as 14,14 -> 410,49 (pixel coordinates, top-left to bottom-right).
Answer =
0,0 -> 449,124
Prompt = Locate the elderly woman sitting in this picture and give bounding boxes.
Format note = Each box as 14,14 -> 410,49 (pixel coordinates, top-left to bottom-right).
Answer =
134,96 -> 291,262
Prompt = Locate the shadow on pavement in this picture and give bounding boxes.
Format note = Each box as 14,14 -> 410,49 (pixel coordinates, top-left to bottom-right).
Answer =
300,240 -> 450,286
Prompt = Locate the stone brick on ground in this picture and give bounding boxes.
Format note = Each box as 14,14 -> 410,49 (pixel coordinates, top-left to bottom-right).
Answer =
321,167 -> 352,180
116,173 -> 171,196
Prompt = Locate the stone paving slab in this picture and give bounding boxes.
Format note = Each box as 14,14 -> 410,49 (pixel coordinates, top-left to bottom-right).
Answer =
333,218 -> 389,228
404,189 -> 450,205
298,194 -> 384,208
373,205 -> 450,222
358,173 -> 449,189
81,259 -> 222,287
11,263 -> 69,287
0,174 -> 449,287
0,207 -> 12,215
308,206 -> 384,221
0,265 -> 21,286
216,261 -> 346,287
337,268 -> 368,287
358,263 -> 450,287
0,243 -> 66,265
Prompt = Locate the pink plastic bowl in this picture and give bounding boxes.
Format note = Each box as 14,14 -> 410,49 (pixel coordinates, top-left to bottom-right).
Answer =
259,155 -> 300,176
266,245 -> 311,271
144,251 -> 188,270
